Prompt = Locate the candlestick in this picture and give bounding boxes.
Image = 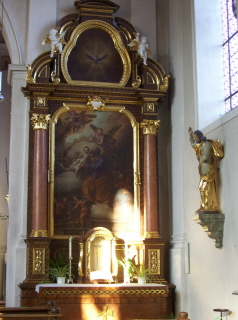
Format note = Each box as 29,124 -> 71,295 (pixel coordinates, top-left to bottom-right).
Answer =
68,236 -> 74,284
69,236 -> 72,259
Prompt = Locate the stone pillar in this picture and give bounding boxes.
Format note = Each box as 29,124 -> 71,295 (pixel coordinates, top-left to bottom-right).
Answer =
30,114 -> 50,237
140,119 -> 160,238
6,65 -> 28,307
140,119 -> 168,283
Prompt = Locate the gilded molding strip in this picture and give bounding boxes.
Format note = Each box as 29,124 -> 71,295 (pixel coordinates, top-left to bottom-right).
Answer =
48,170 -> 54,184
78,242 -> 84,277
144,231 -> 160,238
80,8 -> 114,13
30,229 -> 48,237
42,289 -> 166,295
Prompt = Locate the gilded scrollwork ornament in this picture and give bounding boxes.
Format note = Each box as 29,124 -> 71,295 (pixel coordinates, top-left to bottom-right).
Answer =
26,64 -> 35,83
132,75 -> 141,88
31,114 -> 51,130
159,74 -> 170,92
140,119 -> 160,135
33,248 -> 45,274
149,249 -> 160,274
51,70 -> 60,84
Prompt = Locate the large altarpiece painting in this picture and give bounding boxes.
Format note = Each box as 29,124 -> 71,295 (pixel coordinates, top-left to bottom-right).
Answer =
49,104 -> 140,238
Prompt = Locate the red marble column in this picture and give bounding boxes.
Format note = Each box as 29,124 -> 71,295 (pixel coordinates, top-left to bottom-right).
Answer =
141,119 -> 160,238
30,114 -> 50,237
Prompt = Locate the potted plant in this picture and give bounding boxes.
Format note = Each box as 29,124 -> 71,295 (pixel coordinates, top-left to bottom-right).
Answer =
133,265 -> 152,284
47,251 -> 71,284
118,257 -> 135,283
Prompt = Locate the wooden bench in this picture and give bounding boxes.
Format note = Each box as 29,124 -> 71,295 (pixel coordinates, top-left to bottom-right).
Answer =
0,306 -> 62,319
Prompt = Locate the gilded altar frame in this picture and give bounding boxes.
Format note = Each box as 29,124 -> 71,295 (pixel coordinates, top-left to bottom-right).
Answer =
61,20 -> 131,87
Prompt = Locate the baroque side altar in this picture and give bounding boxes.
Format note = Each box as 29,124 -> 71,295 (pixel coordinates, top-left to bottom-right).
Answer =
19,0 -> 174,319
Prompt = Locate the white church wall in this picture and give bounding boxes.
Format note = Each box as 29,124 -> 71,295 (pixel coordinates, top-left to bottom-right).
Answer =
194,0 -> 225,128
169,0 -> 238,319
169,0 -> 197,314
6,65 -> 29,307
0,71 -> 11,300
25,0 -> 57,65
186,110 -> 238,320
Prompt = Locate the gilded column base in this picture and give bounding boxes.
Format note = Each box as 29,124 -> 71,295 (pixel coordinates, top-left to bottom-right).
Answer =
30,229 -> 48,237
144,231 -> 160,239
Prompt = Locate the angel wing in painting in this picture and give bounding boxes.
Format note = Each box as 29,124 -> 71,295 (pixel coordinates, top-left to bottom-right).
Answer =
89,124 -> 122,154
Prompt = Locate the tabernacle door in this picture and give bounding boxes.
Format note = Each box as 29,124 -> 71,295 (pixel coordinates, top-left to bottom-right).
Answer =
85,227 -> 116,282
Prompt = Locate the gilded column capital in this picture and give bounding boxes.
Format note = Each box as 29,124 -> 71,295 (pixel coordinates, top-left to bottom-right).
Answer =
31,113 -> 51,130
140,119 -> 160,135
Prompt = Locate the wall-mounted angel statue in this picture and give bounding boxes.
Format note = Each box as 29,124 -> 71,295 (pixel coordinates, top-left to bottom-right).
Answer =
188,127 -> 224,213
42,28 -> 66,58
128,33 -> 151,65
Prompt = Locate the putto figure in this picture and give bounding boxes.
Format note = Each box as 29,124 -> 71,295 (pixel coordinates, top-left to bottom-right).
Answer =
188,127 -> 224,212
128,33 -> 151,65
137,36 -> 149,65
42,28 -> 66,58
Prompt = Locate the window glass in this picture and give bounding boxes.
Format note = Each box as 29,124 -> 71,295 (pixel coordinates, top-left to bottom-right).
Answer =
222,0 -> 238,112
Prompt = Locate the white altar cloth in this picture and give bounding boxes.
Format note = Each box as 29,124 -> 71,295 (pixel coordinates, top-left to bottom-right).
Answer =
35,283 -> 166,293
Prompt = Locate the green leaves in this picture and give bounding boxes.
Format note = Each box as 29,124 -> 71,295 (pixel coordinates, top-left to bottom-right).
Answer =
47,264 -> 70,282
47,250 -> 72,283
118,257 -> 135,277
133,265 -> 151,280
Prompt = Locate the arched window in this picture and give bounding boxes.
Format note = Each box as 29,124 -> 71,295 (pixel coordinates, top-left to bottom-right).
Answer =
222,0 -> 238,112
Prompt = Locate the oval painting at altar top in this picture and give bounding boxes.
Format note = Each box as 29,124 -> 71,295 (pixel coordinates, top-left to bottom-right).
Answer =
67,28 -> 123,83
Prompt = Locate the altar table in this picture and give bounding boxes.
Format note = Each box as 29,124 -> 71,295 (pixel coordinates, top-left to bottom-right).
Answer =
34,283 -> 175,320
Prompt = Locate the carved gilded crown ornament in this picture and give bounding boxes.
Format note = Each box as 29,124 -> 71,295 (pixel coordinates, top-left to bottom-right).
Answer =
140,119 -> 160,135
31,114 -> 51,130
87,96 -> 107,111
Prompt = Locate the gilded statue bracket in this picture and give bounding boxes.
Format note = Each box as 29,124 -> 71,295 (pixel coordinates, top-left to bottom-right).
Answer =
192,212 -> 225,248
